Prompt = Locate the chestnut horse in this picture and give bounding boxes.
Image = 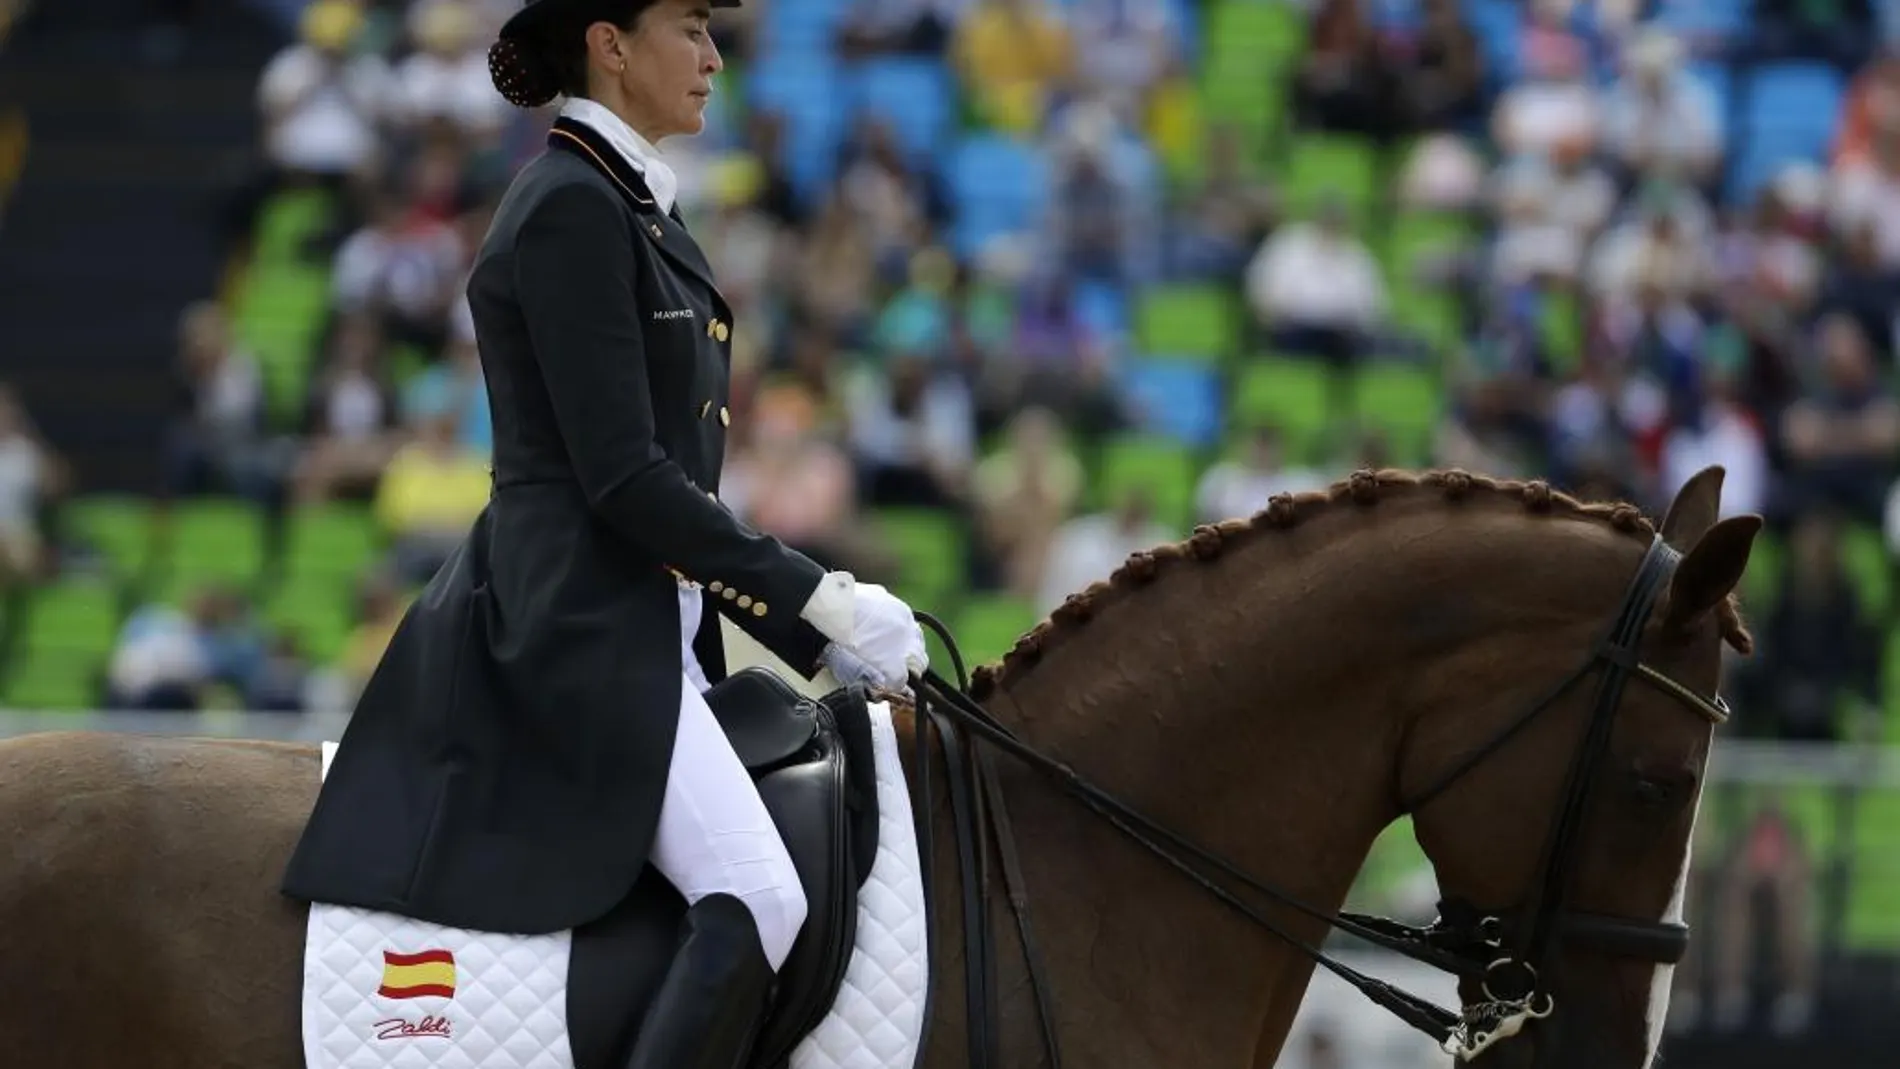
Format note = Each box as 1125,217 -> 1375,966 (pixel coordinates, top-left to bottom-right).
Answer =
0,468 -> 1757,1068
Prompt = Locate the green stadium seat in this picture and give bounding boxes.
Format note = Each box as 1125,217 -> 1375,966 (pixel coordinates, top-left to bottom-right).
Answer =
1839,522 -> 1889,620
161,497 -> 268,590
956,594 -> 1041,669
1844,791 -> 1900,949
1281,135 -> 1383,221
1349,363 -> 1442,468
1135,284 -> 1240,363
1199,0 -> 1302,156
21,578 -> 122,657
1231,357 -> 1336,463
1390,289 -> 1463,355
1382,211 -> 1477,286
1094,433 -> 1200,532
231,262 -> 332,421
0,652 -> 105,711
1205,0 -> 1307,69
61,494 -> 155,581
1739,527 -> 1783,617
262,579 -> 357,666
284,503 -> 382,584
871,508 -> 967,608
1537,291 -> 1584,373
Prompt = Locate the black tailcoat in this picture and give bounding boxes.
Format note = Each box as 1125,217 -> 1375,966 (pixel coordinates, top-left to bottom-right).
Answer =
280,117 -> 833,935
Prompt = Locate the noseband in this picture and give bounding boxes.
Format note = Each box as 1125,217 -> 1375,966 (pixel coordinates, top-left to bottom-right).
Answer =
909,533 -> 1728,1067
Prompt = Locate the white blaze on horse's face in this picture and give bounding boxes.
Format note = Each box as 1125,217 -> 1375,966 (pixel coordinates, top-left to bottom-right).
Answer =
1641,789 -> 1701,1069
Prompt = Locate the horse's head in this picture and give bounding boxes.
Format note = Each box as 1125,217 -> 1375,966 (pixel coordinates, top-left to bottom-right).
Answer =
1400,467 -> 1756,1068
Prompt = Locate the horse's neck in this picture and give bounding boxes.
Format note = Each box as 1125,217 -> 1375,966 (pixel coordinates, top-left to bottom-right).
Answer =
906,529 -> 1423,1067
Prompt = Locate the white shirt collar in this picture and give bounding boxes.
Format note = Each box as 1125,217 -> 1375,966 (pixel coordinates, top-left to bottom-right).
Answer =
558,97 -> 678,215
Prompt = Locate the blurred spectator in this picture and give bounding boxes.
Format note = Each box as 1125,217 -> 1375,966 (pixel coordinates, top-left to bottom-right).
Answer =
1828,127 -> 1900,268
1705,798 -> 1821,1037
1195,424 -> 1329,524
1397,133 -> 1487,213
1814,218 -> 1900,360
310,569 -> 410,713
971,406 -> 1085,598
1035,486 -> 1173,613
105,585 -> 294,711
1834,48 -> 1900,168
1491,12 -> 1598,159
951,0 -> 1074,135
389,0 -> 511,144
837,118 -> 950,281
246,0 -> 391,229
330,142 -> 473,354
1291,0 -> 1405,141
1398,0 -> 1486,132
1739,514 -> 1881,741
1657,361 -> 1770,520
160,301 -> 292,510
1044,99 -> 1157,285
1586,183 -> 1714,302
1243,198 -> 1386,370
795,189 -> 880,336
1776,313 -> 1900,525
723,387 -> 871,575
372,409 -> 489,585
1063,0 -> 1183,121
401,329 -> 492,456
0,384 -> 62,592
836,0 -> 962,57
846,353 -> 976,508
1598,30 -> 1723,191
1166,123 -> 1278,279
291,314 -> 404,505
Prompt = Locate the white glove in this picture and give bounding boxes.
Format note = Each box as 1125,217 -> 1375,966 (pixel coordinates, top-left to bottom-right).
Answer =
800,572 -> 928,687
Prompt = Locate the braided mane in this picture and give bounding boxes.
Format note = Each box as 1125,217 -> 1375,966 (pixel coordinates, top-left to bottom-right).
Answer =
967,468 -> 1754,700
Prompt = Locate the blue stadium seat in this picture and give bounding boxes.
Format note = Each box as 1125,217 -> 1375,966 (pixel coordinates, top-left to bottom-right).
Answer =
1652,0 -> 1748,39
848,57 -> 956,165
746,53 -> 848,201
1744,62 -> 1845,153
1461,0 -> 1523,87
1118,358 -> 1223,448
1683,61 -> 1733,142
1073,278 -> 1129,338
947,134 -> 1051,258
760,0 -> 851,50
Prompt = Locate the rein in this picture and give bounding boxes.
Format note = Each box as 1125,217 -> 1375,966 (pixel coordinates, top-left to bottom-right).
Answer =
903,534 -> 1730,1067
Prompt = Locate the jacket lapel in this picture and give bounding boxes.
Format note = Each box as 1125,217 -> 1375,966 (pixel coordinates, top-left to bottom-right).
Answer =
545,117 -> 726,307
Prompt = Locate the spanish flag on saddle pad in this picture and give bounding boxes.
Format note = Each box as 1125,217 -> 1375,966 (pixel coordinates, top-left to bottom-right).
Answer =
377,948 -> 457,1000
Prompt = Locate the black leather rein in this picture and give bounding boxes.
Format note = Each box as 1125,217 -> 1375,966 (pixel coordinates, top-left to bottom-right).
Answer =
904,533 -> 1730,1068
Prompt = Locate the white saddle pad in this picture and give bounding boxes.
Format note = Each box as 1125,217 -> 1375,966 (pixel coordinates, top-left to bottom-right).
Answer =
300,700 -> 929,1069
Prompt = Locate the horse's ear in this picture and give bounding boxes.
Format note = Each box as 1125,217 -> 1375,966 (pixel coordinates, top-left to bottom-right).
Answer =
1664,514 -> 1761,629
1660,466 -> 1725,550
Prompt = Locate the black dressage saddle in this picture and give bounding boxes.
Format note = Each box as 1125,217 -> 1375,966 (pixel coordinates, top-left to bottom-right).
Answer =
564,668 -> 883,1069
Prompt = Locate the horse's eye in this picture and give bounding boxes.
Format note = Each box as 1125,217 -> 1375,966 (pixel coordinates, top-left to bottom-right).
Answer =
1628,769 -> 1690,810
1633,778 -> 1673,807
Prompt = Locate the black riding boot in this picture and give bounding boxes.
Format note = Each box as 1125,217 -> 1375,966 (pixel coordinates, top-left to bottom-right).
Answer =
622,892 -> 776,1069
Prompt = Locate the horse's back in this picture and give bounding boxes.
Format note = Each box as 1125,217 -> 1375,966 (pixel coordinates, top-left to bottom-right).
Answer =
0,731 -> 321,1068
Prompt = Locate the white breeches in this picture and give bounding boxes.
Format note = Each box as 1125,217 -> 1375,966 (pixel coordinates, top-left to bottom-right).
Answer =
648,583 -> 809,971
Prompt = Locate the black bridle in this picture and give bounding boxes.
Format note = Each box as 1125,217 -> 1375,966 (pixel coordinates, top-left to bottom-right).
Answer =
905,533 -> 1730,1066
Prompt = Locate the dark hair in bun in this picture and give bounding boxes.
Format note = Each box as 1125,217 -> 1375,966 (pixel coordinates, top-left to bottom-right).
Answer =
488,34 -> 564,109
489,0 -> 655,110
